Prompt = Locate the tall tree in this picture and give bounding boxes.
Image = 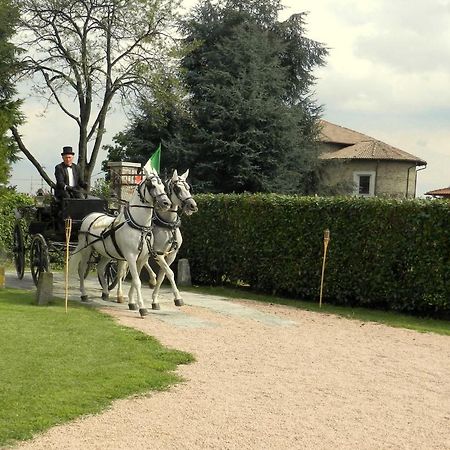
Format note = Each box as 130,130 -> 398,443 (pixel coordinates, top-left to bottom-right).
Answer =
108,0 -> 328,193
10,0 -> 184,189
103,93 -> 193,177
180,0 -> 327,193
0,0 -> 22,185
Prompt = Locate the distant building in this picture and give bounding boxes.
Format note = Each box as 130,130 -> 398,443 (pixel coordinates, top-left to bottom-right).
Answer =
425,187 -> 450,199
318,120 -> 427,198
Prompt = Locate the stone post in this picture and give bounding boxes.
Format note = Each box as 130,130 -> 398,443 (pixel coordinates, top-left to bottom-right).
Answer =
0,266 -> 5,289
36,272 -> 54,305
177,258 -> 192,286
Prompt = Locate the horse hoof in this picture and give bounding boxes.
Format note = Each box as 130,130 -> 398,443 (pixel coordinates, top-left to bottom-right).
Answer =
139,308 -> 149,317
81,295 -> 89,302
117,296 -> 124,304
174,299 -> 184,307
148,281 -> 156,289
101,292 -> 109,300
152,303 -> 161,310
128,303 -> 138,311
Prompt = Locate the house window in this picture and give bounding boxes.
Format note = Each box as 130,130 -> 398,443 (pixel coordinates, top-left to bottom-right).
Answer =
353,171 -> 376,196
359,175 -> 371,194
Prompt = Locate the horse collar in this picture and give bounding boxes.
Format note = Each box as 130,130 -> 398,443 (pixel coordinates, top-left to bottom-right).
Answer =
153,212 -> 181,230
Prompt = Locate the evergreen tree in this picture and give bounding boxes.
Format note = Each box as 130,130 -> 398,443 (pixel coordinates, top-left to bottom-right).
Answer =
103,94 -> 193,180
107,0 -> 328,193
0,0 -> 21,185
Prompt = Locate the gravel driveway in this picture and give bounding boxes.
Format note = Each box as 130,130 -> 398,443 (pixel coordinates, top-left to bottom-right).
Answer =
7,273 -> 450,450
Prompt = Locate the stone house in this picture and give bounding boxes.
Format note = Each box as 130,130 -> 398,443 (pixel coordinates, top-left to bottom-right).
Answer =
318,120 -> 427,198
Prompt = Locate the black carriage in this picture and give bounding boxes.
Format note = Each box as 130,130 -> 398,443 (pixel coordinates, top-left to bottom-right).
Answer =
12,193 -> 120,288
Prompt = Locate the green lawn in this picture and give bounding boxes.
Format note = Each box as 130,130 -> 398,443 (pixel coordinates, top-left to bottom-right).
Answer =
185,285 -> 450,336
0,289 -> 194,447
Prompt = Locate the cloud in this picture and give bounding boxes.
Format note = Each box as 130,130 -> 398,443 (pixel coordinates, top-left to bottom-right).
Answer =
10,0 -> 450,197
10,87 -> 126,193
316,68 -> 450,116
352,1 -> 450,73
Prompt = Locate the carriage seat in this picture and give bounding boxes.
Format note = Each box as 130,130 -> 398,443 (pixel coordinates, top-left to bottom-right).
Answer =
61,198 -> 108,221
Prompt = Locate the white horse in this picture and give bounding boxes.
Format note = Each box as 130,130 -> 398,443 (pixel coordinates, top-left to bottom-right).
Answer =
70,171 -> 171,317
116,169 -> 198,311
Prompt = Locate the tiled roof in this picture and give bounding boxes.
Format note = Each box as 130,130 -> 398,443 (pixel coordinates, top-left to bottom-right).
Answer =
319,120 -> 427,166
319,120 -> 372,144
320,139 -> 427,165
425,187 -> 450,196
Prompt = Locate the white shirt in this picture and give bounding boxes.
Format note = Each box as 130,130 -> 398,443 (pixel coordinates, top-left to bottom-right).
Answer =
67,166 -> 75,187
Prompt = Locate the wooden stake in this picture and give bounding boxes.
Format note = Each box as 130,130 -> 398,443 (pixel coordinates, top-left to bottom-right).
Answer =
64,218 -> 72,313
319,229 -> 330,308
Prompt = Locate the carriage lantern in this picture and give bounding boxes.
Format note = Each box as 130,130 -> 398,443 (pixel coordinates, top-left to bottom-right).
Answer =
35,189 -> 45,208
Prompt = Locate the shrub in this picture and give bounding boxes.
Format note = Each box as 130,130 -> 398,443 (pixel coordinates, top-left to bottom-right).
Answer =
180,194 -> 450,317
0,188 -> 33,260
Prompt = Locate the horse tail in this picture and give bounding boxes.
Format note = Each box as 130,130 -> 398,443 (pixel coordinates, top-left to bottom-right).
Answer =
68,230 -> 89,278
68,250 -> 81,278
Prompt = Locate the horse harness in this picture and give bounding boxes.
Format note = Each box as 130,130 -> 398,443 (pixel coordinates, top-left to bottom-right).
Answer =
77,178 -> 160,259
152,211 -> 181,256
77,177 -> 184,259
152,176 -> 194,256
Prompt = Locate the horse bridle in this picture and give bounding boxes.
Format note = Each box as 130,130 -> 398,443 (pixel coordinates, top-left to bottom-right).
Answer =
124,175 -> 169,232
167,177 -> 194,210
135,175 -> 167,208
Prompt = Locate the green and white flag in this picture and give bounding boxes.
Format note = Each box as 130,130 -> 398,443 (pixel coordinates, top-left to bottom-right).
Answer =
143,143 -> 161,175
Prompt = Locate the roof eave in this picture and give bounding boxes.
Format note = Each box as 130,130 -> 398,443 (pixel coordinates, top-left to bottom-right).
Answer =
319,155 -> 427,165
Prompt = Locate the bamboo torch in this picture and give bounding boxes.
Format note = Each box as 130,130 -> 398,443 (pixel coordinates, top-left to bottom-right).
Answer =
64,217 -> 72,313
319,228 -> 330,308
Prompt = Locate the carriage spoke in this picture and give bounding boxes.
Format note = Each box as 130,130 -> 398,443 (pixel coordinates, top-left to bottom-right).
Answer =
13,223 -> 25,280
30,234 -> 49,286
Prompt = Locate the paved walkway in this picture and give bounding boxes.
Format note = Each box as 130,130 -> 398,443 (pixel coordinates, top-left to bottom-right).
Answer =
5,271 -> 295,328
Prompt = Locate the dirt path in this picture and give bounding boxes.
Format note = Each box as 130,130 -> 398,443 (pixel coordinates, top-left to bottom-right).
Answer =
11,286 -> 450,450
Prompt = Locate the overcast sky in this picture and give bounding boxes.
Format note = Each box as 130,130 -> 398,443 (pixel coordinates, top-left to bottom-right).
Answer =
10,0 -> 450,196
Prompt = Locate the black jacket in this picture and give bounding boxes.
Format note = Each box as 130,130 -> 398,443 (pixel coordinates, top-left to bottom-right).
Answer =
54,162 -> 86,198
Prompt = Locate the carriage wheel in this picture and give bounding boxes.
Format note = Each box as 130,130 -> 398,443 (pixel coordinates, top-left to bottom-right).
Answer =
13,223 -> 25,280
30,234 -> 49,286
99,260 -> 127,291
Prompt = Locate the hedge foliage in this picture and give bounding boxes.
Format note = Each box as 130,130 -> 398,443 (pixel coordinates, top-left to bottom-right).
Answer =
0,189 -> 33,258
180,194 -> 450,318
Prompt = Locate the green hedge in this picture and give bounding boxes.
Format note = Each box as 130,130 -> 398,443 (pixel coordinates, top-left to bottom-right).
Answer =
180,194 -> 450,318
0,189 -> 33,258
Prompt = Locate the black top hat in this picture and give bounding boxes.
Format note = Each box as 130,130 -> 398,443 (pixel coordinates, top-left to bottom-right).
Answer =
61,146 -> 75,155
